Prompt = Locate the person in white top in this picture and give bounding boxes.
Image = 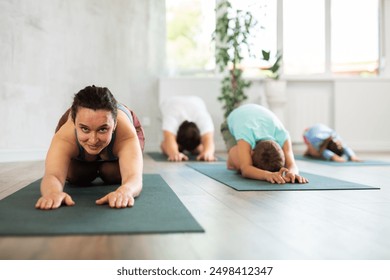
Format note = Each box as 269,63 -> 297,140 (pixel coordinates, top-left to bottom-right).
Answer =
160,96 -> 216,161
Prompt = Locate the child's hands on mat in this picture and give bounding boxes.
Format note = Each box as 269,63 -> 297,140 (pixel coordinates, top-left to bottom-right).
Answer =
283,171 -> 309,184
168,152 -> 188,162
350,155 -> 362,162
331,154 -> 346,162
35,192 -> 75,210
197,151 -> 216,162
96,187 -> 135,208
266,167 -> 289,184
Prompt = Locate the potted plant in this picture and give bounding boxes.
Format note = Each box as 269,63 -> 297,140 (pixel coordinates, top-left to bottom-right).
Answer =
213,0 -> 256,119
261,49 -> 287,124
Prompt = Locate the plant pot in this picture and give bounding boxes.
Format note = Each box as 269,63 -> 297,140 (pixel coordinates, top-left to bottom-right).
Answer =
264,80 -> 287,124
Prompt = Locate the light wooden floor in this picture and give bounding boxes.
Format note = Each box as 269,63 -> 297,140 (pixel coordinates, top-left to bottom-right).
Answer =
1,151 -> 390,260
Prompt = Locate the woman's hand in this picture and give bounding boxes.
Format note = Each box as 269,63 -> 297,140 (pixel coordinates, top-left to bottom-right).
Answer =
35,192 -> 75,210
96,186 -> 136,208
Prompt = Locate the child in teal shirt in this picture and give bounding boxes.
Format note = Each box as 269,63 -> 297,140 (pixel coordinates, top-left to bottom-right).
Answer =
221,104 -> 308,184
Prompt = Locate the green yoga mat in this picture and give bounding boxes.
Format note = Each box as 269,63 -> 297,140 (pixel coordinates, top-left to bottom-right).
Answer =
186,163 -> 380,191
147,152 -> 224,162
294,154 -> 390,166
0,174 -> 204,236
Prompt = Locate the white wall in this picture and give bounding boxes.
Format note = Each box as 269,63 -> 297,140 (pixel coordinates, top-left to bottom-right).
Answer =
0,0 -> 165,162
334,80 -> 390,151
286,80 -> 334,143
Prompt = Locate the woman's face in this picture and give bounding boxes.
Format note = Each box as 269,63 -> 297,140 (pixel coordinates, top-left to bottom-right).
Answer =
74,107 -> 116,155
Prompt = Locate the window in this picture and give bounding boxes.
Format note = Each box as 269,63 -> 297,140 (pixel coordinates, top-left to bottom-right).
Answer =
283,0 -> 325,75
331,0 -> 379,76
283,0 -> 380,76
165,0 -> 276,75
229,0 -> 277,70
165,0 -> 381,77
166,0 -> 215,75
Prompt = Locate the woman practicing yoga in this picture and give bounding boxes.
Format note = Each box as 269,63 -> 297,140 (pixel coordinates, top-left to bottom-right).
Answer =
35,85 -> 145,210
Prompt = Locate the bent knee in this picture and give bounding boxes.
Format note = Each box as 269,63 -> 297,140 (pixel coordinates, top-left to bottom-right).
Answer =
67,173 -> 98,186
67,160 -> 98,185
99,162 -> 121,184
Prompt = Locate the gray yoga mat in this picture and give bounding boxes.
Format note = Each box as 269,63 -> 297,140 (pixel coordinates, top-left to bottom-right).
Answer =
294,154 -> 390,166
0,174 -> 204,236
147,151 -> 224,162
187,163 -> 380,191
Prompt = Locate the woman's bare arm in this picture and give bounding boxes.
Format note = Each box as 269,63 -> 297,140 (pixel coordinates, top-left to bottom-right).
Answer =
36,126 -> 77,209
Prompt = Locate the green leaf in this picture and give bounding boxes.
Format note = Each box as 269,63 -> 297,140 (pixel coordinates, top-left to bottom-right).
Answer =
262,50 -> 270,61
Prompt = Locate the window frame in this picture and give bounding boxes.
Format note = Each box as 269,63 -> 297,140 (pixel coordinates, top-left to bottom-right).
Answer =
165,0 -> 384,78
279,0 -> 382,78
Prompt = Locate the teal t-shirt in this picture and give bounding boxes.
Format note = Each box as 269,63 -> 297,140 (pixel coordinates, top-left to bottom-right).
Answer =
227,104 -> 289,149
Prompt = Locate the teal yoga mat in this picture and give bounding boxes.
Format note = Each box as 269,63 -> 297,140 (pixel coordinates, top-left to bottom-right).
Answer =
187,163 -> 380,191
294,154 -> 390,166
0,174 -> 204,236
147,151 -> 224,162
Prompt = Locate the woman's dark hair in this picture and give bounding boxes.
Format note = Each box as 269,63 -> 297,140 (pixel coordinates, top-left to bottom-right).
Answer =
71,85 -> 118,122
252,140 -> 285,172
176,121 -> 201,152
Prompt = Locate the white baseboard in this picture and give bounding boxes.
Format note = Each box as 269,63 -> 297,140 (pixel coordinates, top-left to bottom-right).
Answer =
0,149 -> 46,163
